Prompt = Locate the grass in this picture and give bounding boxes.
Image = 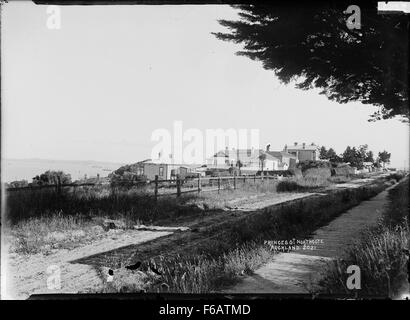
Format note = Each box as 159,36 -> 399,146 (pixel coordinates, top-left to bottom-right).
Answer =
4,179 -> 280,255
149,243 -> 273,293
99,242 -> 274,294
8,212 -> 102,255
276,176 -> 330,192
100,177 -> 390,293
4,185 -> 200,255
192,179 -> 279,210
5,184 -> 201,224
318,176 -> 409,298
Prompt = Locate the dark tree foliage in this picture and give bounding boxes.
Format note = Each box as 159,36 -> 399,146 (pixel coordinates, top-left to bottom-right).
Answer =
214,2 -> 409,121
32,170 -> 72,185
319,146 -> 328,159
378,150 -> 391,165
364,150 -> 374,162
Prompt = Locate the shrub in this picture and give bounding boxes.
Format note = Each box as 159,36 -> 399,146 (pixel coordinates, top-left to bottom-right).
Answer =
276,176 -> 330,192
276,180 -> 300,192
32,170 -> 71,186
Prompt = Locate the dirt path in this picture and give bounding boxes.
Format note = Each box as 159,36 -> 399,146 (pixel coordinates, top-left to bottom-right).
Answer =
224,185 -> 393,294
2,229 -> 171,299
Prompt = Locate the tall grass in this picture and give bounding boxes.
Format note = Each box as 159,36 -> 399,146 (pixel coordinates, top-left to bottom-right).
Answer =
9,212 -> 101,255
5,185 -> 197,225
276,176 -> 330,192
5,186 -> 199,255
101,242 -> 273,294
318,177 -> 409,297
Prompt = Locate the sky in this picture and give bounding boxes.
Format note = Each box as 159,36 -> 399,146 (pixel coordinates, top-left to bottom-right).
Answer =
2,1 -> 409,169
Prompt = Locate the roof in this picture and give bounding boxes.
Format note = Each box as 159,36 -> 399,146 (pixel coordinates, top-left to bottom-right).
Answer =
213,150 -> 228,157
214,149 -> 263,157
259,152 -> 280,162
266,151 -> 297,159
285,144 -> 318,151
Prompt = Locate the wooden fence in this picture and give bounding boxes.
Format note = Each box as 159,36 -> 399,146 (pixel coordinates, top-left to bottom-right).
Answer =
5,172 -> 279,201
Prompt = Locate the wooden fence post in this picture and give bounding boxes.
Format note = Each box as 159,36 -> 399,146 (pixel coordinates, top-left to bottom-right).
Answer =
197,174 -> 201,193
218,176 -> 221,193
154,175 -> 158,201
233,172 -> 237,190
254,174 -> 256,184
57,175 -> 62,196
243,175 -> 246,184
176,174 -> 181,197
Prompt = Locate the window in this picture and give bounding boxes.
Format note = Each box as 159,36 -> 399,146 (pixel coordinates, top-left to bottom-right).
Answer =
137,167 -> 144,175
159,167 -> 164,176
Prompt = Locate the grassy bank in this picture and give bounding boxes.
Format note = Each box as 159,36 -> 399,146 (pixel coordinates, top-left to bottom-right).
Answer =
5,187 -> 198,254
317,176 -> 409,298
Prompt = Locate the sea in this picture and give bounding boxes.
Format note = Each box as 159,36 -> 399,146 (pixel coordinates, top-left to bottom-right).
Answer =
2,159 -> 126,183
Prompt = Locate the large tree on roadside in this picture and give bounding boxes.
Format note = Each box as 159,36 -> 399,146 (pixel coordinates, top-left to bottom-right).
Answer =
214,2 -> 409,121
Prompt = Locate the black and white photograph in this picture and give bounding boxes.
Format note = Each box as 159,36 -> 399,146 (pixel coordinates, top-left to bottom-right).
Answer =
1,0 -> 409,307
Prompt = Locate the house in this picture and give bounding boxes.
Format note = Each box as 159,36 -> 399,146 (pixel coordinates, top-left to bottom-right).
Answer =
207,148 -> 260,169
207,150 -> 230,167
207,148 -> 281,173
265,151 -> 297,169
258,152 -> 281,171
284,142 -> 319,162
362,161 -> 375,172
113,160 -> 194,181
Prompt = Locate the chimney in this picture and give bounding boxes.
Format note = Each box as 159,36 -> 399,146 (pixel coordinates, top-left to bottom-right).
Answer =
284,144 -> 288,152
266,144 -> 271,152
303,143 -> 306,149
294,142 -> 298,146
158,152 -> 162,159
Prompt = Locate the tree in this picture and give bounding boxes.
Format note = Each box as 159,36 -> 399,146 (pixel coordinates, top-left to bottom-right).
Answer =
319,146 -> 328,159
342,146 -> 363,168
32,170 -> 71,186
326,148 -> 339,162
364,150 -> 374,163
236,160 -> 243,175
378,150 -> 391,168
258,153 -> 267,173
214,2 -> 409,121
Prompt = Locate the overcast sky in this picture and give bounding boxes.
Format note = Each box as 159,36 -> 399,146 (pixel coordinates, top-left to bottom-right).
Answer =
2,2 -> 409,168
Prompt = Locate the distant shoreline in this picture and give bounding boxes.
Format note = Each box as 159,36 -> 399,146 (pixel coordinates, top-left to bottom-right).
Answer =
2,158 -> 126,183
